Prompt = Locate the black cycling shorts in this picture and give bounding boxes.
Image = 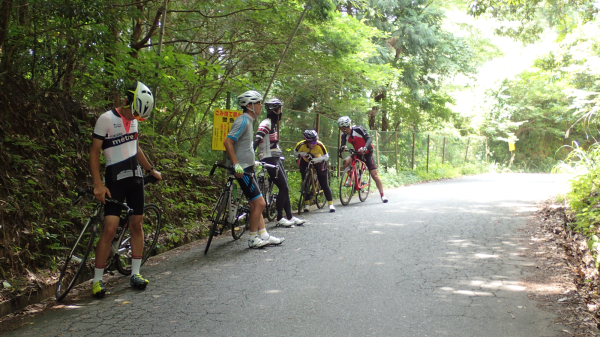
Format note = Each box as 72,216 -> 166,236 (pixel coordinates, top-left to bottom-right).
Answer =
104,176 -> 145,216
353,152 -> 377,171
236,166 -> 263,202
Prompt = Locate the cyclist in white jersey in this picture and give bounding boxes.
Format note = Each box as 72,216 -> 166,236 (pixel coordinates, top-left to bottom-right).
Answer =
90,81 -> 162,298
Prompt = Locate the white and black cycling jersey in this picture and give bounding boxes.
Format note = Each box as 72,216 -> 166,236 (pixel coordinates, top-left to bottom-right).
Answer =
93,109 -> 143,182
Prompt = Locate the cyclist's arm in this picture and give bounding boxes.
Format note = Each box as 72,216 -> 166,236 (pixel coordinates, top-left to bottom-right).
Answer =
90,138 -> 110,203
253,119 -> 270,152
253,135 -> 261,152
224,138 -> 244,178
339,133 -> 348,152
312,153 -> 329,163
137,145 -> 162,181
357,126 -> 372,150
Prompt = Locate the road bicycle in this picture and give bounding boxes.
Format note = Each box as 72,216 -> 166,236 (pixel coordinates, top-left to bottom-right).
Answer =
55,176 -> 162,301
339,148 -> 371,205
297,157 -> 329,213
205,161 -> 279,254
256,158 -> 283,222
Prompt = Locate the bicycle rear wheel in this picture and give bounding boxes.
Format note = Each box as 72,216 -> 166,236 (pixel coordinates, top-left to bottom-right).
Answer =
115,204 -> 162,275
266,192 -> 277,222
358,161 -> 371,202
339,167 -> 354,206
297,174 -> 311,214
55,216 -> 99,301
315,171 -> 327,209
205,191 -> 228,254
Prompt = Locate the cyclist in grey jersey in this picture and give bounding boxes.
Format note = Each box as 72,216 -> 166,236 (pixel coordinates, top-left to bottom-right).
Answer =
223,90 -> 284,249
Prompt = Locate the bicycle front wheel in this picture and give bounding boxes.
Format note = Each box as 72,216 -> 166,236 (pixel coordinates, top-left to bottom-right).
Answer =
55,216 -> 99,301
339,167 -> 354,206
232,204 -> 249,240
297,174 -> 311,214
315,172 -> 327,209
115,204 -> 162,275
205,191 -> 228,254
358,161 -> 371,202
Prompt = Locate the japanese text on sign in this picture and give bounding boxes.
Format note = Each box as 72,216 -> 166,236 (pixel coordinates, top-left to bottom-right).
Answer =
212,109 -> 242,151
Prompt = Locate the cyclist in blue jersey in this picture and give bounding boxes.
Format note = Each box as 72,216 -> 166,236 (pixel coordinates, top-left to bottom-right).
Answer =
223,90 -> 284,249
90,81 -> 162,298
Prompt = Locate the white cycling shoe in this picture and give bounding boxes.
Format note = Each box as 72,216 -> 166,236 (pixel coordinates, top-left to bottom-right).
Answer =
248,236 -> 269,248
291,216 -> 306,226
276,218 -> 295,228
266,235 -> 284,245
329,205 -> 336,212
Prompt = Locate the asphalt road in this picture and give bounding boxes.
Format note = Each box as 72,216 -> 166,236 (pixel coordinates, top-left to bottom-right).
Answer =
4,173 -> 571,337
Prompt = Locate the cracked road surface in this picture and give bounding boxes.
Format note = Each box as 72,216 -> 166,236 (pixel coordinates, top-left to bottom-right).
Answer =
5,173 -> 571,337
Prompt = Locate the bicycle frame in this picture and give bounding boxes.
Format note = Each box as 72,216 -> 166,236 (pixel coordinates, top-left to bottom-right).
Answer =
341,149 -> 366,191
304,161 -> 323,197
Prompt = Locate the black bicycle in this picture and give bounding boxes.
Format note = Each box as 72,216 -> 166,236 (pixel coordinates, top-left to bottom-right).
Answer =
256,158 -> 282,222
55,176 -> 161,301
205,161 -> 279,254
205,162 -> 249,254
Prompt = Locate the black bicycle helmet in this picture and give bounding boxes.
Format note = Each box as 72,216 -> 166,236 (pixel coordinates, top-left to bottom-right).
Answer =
303,129 -> 319,141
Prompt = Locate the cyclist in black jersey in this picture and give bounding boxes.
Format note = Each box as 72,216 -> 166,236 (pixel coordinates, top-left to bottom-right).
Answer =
90,81 -> 162,298
253,98 -> 306,227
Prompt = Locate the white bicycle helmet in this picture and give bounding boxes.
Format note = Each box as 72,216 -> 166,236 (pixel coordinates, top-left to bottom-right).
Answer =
337,116 -> 352,127
126,81 -> 154,119
237,90 -> 263,108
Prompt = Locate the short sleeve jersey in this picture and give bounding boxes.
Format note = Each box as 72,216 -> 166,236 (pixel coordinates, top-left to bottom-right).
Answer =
340,126 -> 374,154
227,113 -> 256,169
255,118 -> 282,160
294,140 -> 328,163
93,109 -> 143,182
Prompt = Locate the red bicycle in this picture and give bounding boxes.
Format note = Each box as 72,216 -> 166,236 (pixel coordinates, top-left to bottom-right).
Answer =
339,148 -> 371,205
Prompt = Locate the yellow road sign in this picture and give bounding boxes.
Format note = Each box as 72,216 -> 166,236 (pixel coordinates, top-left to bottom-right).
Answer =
212,109 -> 242,151
508,142 -> 515,152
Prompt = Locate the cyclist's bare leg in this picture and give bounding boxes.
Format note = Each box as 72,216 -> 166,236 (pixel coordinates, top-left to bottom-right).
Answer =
342,156 -> 352,168
248,196 -> 266,232
128,215 -> 144,258
370,168 -> 384,194
95,215 -> 119,269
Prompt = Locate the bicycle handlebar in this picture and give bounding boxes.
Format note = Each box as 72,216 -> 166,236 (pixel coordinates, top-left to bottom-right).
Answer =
255,161 -> 277,169
209,161 -> 231,176
338,148 -> 357,158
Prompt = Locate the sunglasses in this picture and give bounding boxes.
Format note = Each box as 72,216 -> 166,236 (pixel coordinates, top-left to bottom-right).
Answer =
308,140 -> 317,145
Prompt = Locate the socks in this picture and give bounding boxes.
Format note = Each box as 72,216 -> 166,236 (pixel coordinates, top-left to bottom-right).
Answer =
258,228 -> 269,240
93,265 -> 104,283
131,256 -> 142,275
250,231 -> 257,238
328,201 -> 333,205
